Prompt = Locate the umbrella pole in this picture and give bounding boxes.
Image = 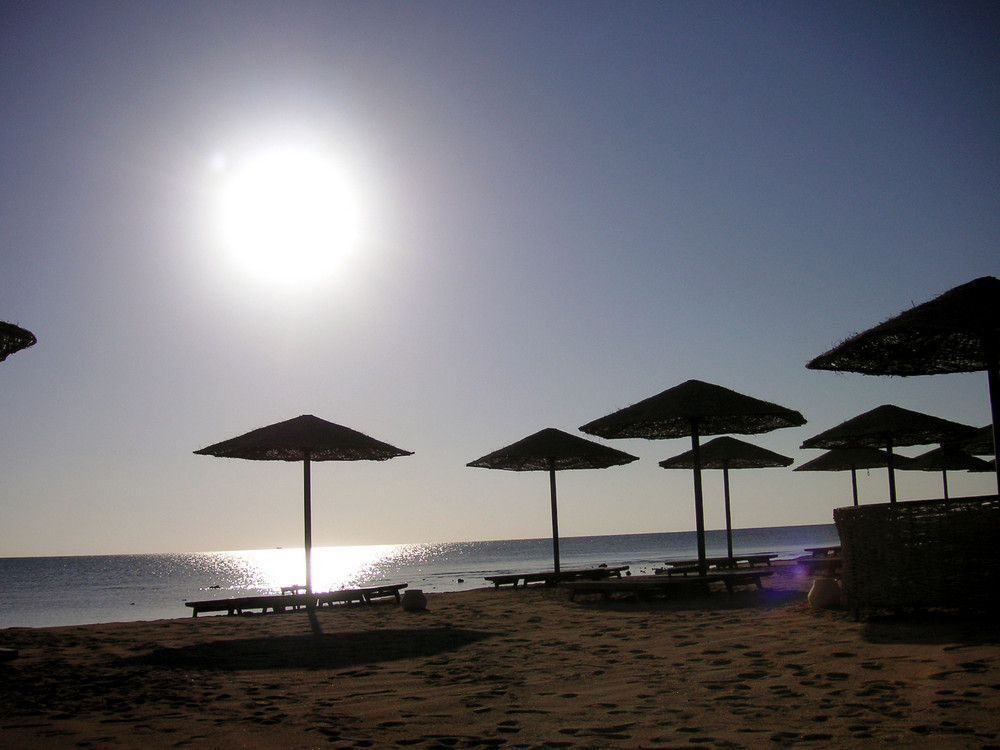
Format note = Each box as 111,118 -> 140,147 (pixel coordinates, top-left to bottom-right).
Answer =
988,345 -> 1000,493
691,421 -> 708,577
304,455 -> 313,595
722,462 -> 734,562
850,466 -> 859,506
548,459 -> 560,574
886,438 -> 897,504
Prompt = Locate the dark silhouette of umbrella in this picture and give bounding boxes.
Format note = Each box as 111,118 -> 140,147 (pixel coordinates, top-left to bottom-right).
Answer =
467,428 -> 638,573
806,276 -> 1000,491
580,379 -> 805,575
955,425 -> 995,456
0,321 -> 36,363
900,445 -> 993,500
195,414 -> 413,594
794,447 -> 913,506
658,436 -> 792,560
800,405 -> 977,504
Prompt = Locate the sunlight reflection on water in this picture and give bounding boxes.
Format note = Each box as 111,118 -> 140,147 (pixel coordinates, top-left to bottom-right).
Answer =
220,545 -> 417,593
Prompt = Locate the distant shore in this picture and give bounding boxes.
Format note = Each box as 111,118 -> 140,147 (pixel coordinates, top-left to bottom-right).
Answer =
2,561 -> 998,748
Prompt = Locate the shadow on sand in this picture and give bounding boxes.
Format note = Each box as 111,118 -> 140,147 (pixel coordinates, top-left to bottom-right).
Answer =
571,587 -> 806,612
125,627 -> 493,671
862,612 -> 1000,646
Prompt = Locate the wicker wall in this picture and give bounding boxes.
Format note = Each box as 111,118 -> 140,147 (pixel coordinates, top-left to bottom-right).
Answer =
834,495 -> 1000,617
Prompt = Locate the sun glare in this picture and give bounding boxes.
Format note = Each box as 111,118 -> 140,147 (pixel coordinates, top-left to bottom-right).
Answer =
216,145 -> 362,286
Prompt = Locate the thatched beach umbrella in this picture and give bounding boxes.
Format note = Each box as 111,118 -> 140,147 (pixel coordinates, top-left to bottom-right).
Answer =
467,428 -> 638,573
800,405 -> 977,504
580,380 -> 806,575
195,414 -> 413,594
658,436 -> 792,560
0,321 -> 36,363
956,425 -> 995,457
901,445 -> 993,500
806,276 -> 1000,491
794,447 -> 911,506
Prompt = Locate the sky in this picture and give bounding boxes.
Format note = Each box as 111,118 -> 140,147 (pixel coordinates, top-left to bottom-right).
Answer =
2,1 -> 998,558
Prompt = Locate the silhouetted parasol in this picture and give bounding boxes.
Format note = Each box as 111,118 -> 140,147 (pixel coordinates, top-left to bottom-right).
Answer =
658,436 -> 792,560
800,405 -> 977,504
900,445 -> 993,500
195,414 -> 413,594
467,428 -> 638,573
580,379 -> 805,575
794,447 -> 913,506
807,276 -> 1000,491
0,321 -> 36,363
956,425 -> 995,457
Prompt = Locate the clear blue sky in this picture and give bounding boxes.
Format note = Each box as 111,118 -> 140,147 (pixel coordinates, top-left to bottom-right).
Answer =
2,2 -> 997,557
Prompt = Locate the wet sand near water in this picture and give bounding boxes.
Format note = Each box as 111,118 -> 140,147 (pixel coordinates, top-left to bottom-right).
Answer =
2,562 -> 999,749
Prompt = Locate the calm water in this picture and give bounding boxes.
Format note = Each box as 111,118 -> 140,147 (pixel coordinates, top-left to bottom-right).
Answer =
0,524 -> 839,628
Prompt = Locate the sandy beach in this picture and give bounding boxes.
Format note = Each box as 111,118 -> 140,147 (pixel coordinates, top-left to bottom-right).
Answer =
2,562 -> 998,749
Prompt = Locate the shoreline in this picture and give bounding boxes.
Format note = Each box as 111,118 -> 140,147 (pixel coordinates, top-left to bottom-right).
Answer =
2,562 -> 999,748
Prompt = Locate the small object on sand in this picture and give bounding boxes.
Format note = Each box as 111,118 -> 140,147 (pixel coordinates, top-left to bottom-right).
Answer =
401,589 -> 427,612
807,577 -> 841,609
457,578 -> 464,583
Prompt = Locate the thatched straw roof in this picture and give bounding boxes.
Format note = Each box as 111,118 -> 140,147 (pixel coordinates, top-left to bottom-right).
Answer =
807,276 -> 1000,376
904,446 -> 993,473
467,428 -> 638,471
580,379 -> 806,440
794,447 -> 909,472
0,321 -> 36,362
658,436 -> 792,470
194,414 -> 413,462
800,405 -> 978,450
955,425 -> 995,456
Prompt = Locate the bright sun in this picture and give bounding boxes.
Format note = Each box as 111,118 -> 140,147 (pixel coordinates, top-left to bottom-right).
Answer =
216,145 -> 362,286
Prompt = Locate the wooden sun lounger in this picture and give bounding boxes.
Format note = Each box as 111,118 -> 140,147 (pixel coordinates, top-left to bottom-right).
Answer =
186,583 -> 409,616
316,583 -> 408,606
660,554 -> 778,576
795,555 -> 842,577
567,569 -> 773,602
484,566 -> 629,589
186,592 -> 316,617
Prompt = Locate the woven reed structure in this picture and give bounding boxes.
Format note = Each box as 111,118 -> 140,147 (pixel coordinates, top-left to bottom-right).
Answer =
834,495 -> 1000,618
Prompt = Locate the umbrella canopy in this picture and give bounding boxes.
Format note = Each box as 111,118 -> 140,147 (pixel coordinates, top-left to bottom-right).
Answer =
800,405 -> 977,504
195,414 -> 413,593
955,425 -> 995,457
467,428 -> 638,572
806,276 -> 1000,490
581,380 -> 806,575
0,321 -> 36,363
658,436 -> 792,559
901,445 -> 993,500
794,447 -> 913,506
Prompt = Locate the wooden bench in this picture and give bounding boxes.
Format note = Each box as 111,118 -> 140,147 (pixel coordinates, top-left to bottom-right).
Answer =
795,555 -> 842,577
316,583 -> 408,606
568,569 -> 773,602
485,566 -> 629,589
568,575 -> 715,601
186,592 -> 316,617
715,569 -> 773,591
660,554 -> 778,576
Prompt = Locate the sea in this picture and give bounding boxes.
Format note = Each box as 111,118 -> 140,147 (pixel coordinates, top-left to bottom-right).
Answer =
0,524 -> 839,629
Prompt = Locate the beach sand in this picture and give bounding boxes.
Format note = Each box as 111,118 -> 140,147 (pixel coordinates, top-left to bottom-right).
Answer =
2,562 -> 999,749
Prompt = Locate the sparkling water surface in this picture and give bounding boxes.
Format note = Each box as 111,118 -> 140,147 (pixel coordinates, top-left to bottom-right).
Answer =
0,524 -> 839,628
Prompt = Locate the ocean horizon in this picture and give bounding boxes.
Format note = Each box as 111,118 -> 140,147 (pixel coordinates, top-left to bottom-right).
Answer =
0,523 -> 840,629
